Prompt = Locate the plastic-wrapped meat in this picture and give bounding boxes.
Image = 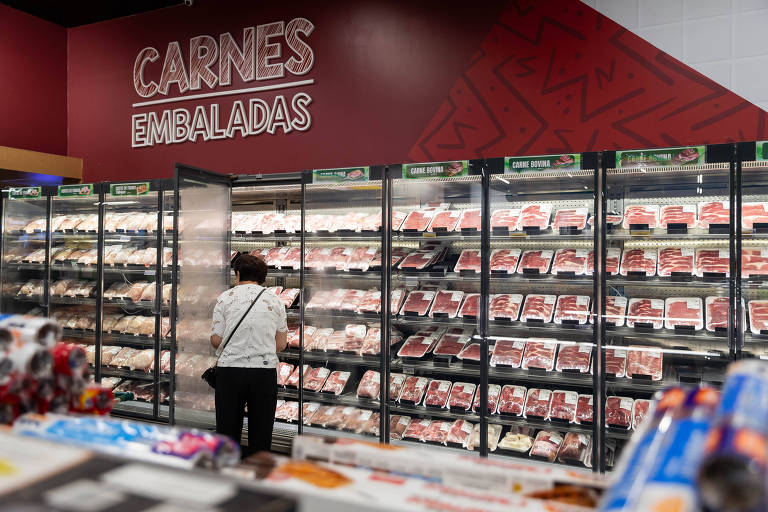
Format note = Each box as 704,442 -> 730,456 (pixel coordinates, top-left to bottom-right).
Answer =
398,250 -> 439,270
447,382 -> 475,411
427,210 -> 461,232
101,315 -> 122,332
391,210 -> 408,231
622,204 -> 660,229
699,201 -> 729,228
519,295 -> 556,323
660,205 -> 697,228
498,385 -> 526,415
387,415 -> 410,440
552,208 -> 589,230
355,290 -> 381,314
321,371 -> 350,395
599,296 -> 628,327
138,284 -> 157,302
51,280 -> 75,296
458,293 -> 479,318
324,288 -> 350,310
633,399 -> 650,430
664,297 -> 703,330
286,364 -> 311,388
422,420 -> 451,444
498,429 -> 534,453
556,343 -> 592,373
277,288 -> 299,309
456,209 -> 481,231
620,249 -> 657,276
110,347 -> 138,368
742,249 -> 768,278
325,406 -> 358,429
277,363 -> 294,386
602,347 -> 627,378
339,289 -> 365,312
454,250 -> 480,273
551,249 -> 589,276
576,394 -> 593,424
356,370 -> 381,399
305,248 -> 332,269
517,204 -> 552,230
389,373 -> 406,399
658,247 -> 695,276
626,345 -> 663,380
554,295 -> 591,325
627,298 -> 664,329
397,336 -> 435,358
128,349 -> 155,371
468,423 -> 502,452
428,290 -> 464,318
457,342 -> 481,361
305,290 -> 331,311
18,280 -> 44,296
274,401 -> 299,422
490,338 -> 525,367
472,384 -> 501,414
433,333 -> 469,357
276,248 -> 300,270
706,296 -> 729,332
488,294 -> 522,321
23,217 -> 47,233
300,402 -> 321,426
126,282 -> 151,302
424,380 -> 452,408
695,248 -> 729,277
398,376 -> 429,404
517,250 -> 554,274
100,346 -> 122,365
327,247 -> 353,270
319,330 -> 345,352
303,367 -> 331,392
743,202 -> 768,229
557,433 -> 590,464
530,431 -> 564,462
58,216 -> 85,231
341,324 -> 366,352
490,209 -> 520,231
305,214 -> 334,233
22,249 -> 46,263
403,419 -> 432,441
399,290 -> 436,316
390,288 -> 407,314
358,213 -> 382,232
360,328 -> 382,356
549,390 -> 578,422
523,388 -> 552,419
489,248 -> 520,273
112,247 -> 136,266
112,316 -> 132,333
606,396 -> 633,428
521,339 -> 557,370
446,420 -> 474,447
749,300 -> 768,334
401,210 -> 437,232
76,249 -> 98,265
346,247 -> 377,272
587,247 -> 621,276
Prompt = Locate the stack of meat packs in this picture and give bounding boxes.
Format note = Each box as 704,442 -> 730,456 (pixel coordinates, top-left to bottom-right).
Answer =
621,201 -> 768,231
283,322 -> 402,356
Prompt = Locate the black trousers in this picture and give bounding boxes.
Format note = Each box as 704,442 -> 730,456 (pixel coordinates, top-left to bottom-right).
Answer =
215,366 -> 277,457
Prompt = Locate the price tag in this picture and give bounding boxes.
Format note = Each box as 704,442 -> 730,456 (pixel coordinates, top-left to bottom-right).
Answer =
440,422 -> 450,432
687,299 -> 700,309
576,249 -> 589,258
513,387 -> 525,398
399,417 -> 410,427
539,390 -> 551,401
438,381 -> 450,392
579,344 -> 592,353
513,340 -> 526,350
586,396 -> 593,406
578,434 -> 589,445
544,296 -> 556,305
719,249 -> 729,258
576,296 -> 590,306
359,410 -> 372,421
612,349 -> 627,358
372,373 -> 380,384
451,291 -> 464,302
620,398 -> 633,411
565,393 -> 577,405
681,248 -> 694,257
461,422 -> 473,435
422,232 -> 436,238
682,205 -> 696,213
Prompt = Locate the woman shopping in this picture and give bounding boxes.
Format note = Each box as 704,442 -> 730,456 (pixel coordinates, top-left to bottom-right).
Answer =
210,254 -> 288,455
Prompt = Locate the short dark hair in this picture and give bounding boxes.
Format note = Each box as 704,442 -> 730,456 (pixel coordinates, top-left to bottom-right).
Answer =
234,254 -> 268,284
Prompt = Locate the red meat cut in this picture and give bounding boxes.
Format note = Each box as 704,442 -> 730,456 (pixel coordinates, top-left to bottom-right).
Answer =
555,343 -> 592,373
429,290 -> 464,318
524,388 -> 552,419
517,204 -> 552,230
448,382 -> 476,410
558,433 -> 590,463
489,294 -> 523,321
626,345 -> 663,380
403,419 -> 431,441
446,420 -> 474,446
401,210 -> 436,231
398,376 -> 429,404
664,297 -> 703,330
552,208 -> 589,230
397,335 -> 436,358
422,420 -> 451,444
457,209 -> 481,231
742,249 -> 768,277
472,384 -> 501,414
699,201 -> 730,228
454,250 -> 481,273
321,371 -> 351,395
587,248 -> 621,276
458,293 -> 480,318
428,210 -> 461,232
633,399 -> 650,430
605,347 -> 627,378
696,248 -> 730,277
602,296 -> 628,327
490,209 -> 520,231
549,390 -> 578,422
606,396 -> 633,428
553,295 -> 591,325
660,205 -> 696,228
433,333 -> 469,357
627,298 -> 664,329
399,290 -> 436,316
277,362 -> 294,386
346,246 -> 377,271
575,394 -> 593,424
423,380 -> 451,408
489,249 -> 521,273
706,296 -> 729,332
497,385 -> 526,415
520,295 -> 556,322
490,338 -> 526,367
620,249 -> 657,276
398,250 -> 439,270
748,300 -> 768,334
521,339 -> 557,370
552,249 -> 589,275
622,204 -> 659,229
517,250 -> 553,274
389,415 -> 411,440
303,367 -> 331,392
743,202 -> 768,229
357,290 -> 382,314
356,370 -> 381,399
457,342 -> 482,361
658,247 -> 695,276
530,431 -> 563,462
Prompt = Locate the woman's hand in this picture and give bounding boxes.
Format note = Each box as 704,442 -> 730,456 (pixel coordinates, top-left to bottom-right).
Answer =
211,334 -> 223,349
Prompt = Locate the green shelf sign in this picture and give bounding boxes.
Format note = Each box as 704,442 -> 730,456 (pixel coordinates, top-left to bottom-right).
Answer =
8,187 -> 41,200
58,184 -> 93,197
505,154 -> 579,173
403,161 -> 469,179
110,182 -> 150,196
616,146 -> 705,168
757,141 -> 768,161
312,167 -> 369,183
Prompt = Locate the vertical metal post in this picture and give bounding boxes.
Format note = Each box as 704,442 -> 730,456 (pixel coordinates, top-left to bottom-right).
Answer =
593,152 -> 607,473
731,144 -> 743,357
43,193 -> 52,317
298,173 -> 307,434
381,166 -> 392,442
153,189 -> 164,418
169,174 -> 180,425
479,162 -> 491,457
94,186 -> 105,384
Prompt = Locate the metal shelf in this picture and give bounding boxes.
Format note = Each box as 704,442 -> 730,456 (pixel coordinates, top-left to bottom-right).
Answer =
279,349 -> 384,367
607,230 -> 729,241
50,296 -> 96,305
607,276 -> 729,289
278,388 -> 381,410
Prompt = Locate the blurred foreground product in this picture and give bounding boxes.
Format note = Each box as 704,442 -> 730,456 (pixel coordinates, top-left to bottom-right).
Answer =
13,413 -> 240,470
698,360 -> 768,512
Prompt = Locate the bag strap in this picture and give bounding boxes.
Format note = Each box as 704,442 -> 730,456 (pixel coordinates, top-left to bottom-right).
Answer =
215,288 -> 266,365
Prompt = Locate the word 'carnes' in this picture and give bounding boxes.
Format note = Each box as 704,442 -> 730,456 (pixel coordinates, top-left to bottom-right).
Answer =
133,18 -> 314,98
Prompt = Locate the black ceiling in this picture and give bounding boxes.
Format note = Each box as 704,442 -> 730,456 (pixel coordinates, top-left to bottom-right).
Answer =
2,0 -> 185,27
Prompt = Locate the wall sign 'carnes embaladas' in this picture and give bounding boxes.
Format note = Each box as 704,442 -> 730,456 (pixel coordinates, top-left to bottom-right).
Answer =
131,17 -> 316,148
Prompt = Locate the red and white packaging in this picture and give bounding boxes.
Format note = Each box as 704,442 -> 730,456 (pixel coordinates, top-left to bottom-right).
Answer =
497,385 -> 526,415
328,247 -> 353,270
424,380 -> 452,408
706,296 -> 730,332
279,248 -> 302,269
303,367 -> 331,392
357,290 -> 382,314
602,296 -> 628,327
340,289 -> 366,312
558,433 -> 590,464
489,248 -> 521,273
277,362 -> 294,386
397,335 -> 436,359
627,298 -> 665,329
275,401 -> 299,422
402,419 -> 431,441
748,300 -> 768,334
307,328 -> 333,351
551,249 -> 589,275
516,250 -> 554,274
606,396 -> 633,428
553,295 -> 591,325
343,324 -> 367,351
620,249 -> 657,276
519,295 -> 556,323
398,376 -> 430,404
427,210 -> 461,232
390,288 -> 407,314
490,209 -> 520,231
521,339 -> 557,370
695,248 -> 730,277
626,345 -> 663,380
447,382 -> 476,411
699,201 -> 730,228
399,290 -> 436,316
743,202 -> 768,229
346,247 -> 378,272
389,373 -> 407,399
658,247 -> 695,276
301,402 -> 321,425
472,384 -> 501,414
622,204 -> 660,229
359,327 -> 382,356
517,203 -> 552,230
321,371 -> 351,395
530,431 -> 564,463
549,390 -> 579,422
458,293 -> 480,318
587,248 -> 621,276
742,249 -> 768,278
391,211 -> 408,231
422,420 -> 451,444
278,288 -> 300,308
524,388 -> 553,419
264,246 -> 291,267
356,370 -> 381,399
457,342 -> 482,362
305,248 -> 333,269
555,342 -> 592,373
446,419 -> 474,447
401,210 -> 437,232
490,338 -> 526,367
659,205 -> 697,228
489,294 -> 523,321
575,394 -> 594,424
286,364 -> 311,388
389,415 -> 411,440
398,250 -> 439,270
433,333 -> 469,358
454,249 -> 481,273
664,297 -> 704,330
552,208 -> 589,230
324,288 -> 349,310
605,347 -> 628,378
456,209 -> 481,231
633,399 -> 650,430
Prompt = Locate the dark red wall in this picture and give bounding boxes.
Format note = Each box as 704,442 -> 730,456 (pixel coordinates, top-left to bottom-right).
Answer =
0,4 -> 67,155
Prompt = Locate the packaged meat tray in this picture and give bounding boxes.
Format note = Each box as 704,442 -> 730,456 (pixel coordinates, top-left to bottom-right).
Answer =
575,394 -> 594,424
399,290 -> 436,316
743,202 -> 768,229
424,380 -> 452,408
398,376 -> 429,404
551,248 -> 589,275
519,295 -> 556,323
659,204 -> 697,229
553,295 -> 591,325
397,335 -> 436,359
428,290 -> 464,318
432,333 -> 470,358
557,433 -> 590,464
357,290 -> 381,314
401,210 -> 437,232
497,385 -> 526,416
389,373 -> 407,399
390,288 -> 407,314
278,288 -> 300,308
705,296 -> 729,332
742,248 -> 768,278
490,209 -> 520,232
447,382 -> 476,411
275,401 -> 299,422
488,294 -> 523,321
341,409 -> 374,433
402,419 -> 432,441
345,247 -> 377,272
555,342 -> 592,373
658,247 -> 695,276
468,424 -> 503,452
489,248 -> 521,274
303,367 -> 331,392
458,293 -> 480,318
490,338 -> 526,367
552,208 -> 589,230
498,428 -> 534,453
521,339 -> 557,370
620,249 -> 657,276
549,390 -> 578,423
306,328 -> 333,351
748,300 -> 768,334
530,431 -> 564,463
446,420 -> 475,447
605,347 -> 627,378
622,204 -> 660,229
524,388 -> 553,419
321,371 -> 351,395
472,384 -> 501,414
516,250 -> 553,275
457,342 -> 482,362
601,296 -> 628,327
664,297 -> 704,331
302,402 -> 321,425
626,298 -> 664,329
699,201 -> 730,228
587,247 -> 621,276
398,250 -> 439,270
427,210 -> 461,232
633,399 -> 650,430
695,248 -> 730,277
626,345 -> 663,380
277,362 -> 294,386
517,203 -> 552,230
356,370 -> 381,400
389,415 -> 412,440
304,247 -> 332,269
422,420 -> 451,444
606,396 -> 633,428
454,249 -> 481,273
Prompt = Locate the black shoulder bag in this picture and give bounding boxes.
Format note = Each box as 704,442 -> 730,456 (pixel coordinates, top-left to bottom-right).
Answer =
202,288 -> 266,389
